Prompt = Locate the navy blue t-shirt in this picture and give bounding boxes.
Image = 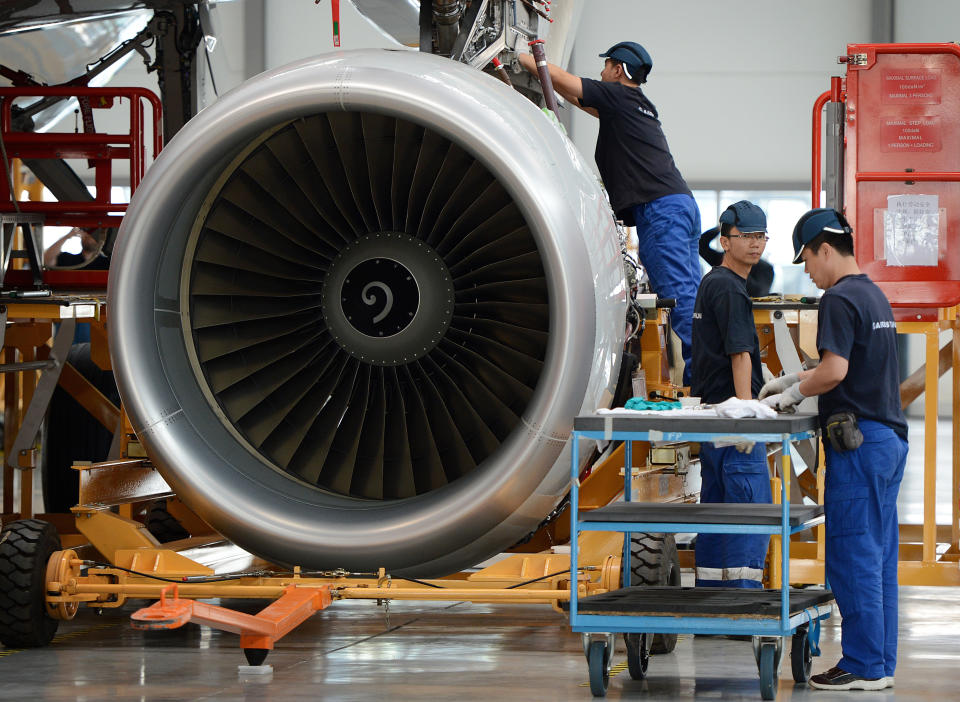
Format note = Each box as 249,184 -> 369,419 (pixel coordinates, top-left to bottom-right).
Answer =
816,274 -> 907,439
579,78 -> 691,219
691,266 -> 763,404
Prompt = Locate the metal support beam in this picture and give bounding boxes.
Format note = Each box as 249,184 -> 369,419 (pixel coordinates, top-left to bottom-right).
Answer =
7,316 -> 74,469
872,0 -> 895,43
154,7 -> 203,143
242,0 -> 266,79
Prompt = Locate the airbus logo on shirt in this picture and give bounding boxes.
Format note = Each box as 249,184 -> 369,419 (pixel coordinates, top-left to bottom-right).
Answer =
693,312 -> 702,319
637,106 -> 656,118
872,320 -> 896,330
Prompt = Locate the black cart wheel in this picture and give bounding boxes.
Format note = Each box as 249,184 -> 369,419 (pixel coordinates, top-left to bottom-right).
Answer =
759,641 -> 777,700
587,640 -> 610,697
624,632 -> 650,680
791,625 -> 812,683
625,532 -> 680,653
0,519 -> 61,648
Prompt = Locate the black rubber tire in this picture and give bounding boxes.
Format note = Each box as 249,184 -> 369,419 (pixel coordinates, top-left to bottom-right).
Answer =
145,500 -> 191,543
626,532 -> 681,653
42,342 -> 120,513
624,632 -> 650,680
0,519 -> 61,648
791,625 -> 812,683
759,641 -> 777,700
587,640 -> 609,697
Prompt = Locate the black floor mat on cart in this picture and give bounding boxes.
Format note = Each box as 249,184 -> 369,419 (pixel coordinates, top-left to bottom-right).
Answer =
562,586 -> 833,618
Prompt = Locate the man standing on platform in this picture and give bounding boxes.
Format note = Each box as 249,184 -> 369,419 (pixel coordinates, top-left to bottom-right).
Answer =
517,40 -> 700,383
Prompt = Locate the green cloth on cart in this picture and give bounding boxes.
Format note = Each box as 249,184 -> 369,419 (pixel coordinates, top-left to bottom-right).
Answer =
624,398 -> 681,411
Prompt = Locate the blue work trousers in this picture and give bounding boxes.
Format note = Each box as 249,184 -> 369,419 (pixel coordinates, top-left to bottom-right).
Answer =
631,194 -> 702,385
824,419 -> 908,680
695,442 -> 771,588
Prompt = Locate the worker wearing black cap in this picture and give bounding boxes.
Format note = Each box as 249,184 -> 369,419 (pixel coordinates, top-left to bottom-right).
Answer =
518,40 -> 700,384
761,208 -> 907,691
690,201 -> 771,590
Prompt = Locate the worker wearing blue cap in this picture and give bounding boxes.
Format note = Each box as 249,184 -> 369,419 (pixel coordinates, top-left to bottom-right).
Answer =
690,201 -> 772,590
761,208 -> 907,691
518,40 -> 700,384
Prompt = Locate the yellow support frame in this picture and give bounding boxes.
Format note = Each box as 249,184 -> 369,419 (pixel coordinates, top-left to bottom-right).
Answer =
895,311 -> 960,585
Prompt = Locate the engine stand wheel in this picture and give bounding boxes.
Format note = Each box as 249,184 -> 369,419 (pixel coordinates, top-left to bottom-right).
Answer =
243,648 -> 270,666
625,532 -> 680,653
623,632 -> 651,680
759,640 -> 778,700
0,519 -> 62,647
587,639 -> 610,697
45,549 -> 81,620
791,625 -> 813,683
145,500 -> 191,543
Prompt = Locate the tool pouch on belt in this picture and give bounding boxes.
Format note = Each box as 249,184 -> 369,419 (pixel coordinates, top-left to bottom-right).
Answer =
825,412 -> 863,452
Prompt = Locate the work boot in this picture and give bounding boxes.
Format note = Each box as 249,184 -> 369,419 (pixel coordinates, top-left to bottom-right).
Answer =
808,666 -> 886,691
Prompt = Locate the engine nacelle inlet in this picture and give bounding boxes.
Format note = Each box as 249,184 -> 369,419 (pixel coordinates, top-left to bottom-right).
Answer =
109,50 -> 625,576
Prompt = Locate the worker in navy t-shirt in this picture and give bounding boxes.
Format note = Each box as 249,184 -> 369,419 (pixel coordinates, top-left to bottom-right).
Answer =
518,41 -> 700,384
690,201 -> 771,589
700,226 -> 774,298
761,209 -> 907,691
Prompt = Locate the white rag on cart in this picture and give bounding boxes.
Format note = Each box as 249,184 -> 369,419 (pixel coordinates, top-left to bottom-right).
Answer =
595,397 -> 777,450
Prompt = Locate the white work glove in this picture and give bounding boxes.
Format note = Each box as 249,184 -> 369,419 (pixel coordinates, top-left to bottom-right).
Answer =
712,436 -> 756,453
758,372 -> 801,400
761,382 -> 806,413
761,364 -> 775,384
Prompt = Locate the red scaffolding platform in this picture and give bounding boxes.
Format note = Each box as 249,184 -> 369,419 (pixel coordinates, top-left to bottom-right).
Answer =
0,85 -> 162,288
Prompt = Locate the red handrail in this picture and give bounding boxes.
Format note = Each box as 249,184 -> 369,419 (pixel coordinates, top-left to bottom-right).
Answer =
0,86 -> 162,212
811,90 -> 831,207
811,76 -> 846,208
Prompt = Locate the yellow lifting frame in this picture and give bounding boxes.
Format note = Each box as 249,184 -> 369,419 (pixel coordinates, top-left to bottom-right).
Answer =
894,310 -> 960,585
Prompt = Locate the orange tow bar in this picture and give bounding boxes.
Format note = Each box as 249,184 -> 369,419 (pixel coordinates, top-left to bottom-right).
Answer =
131,584 -> 332,657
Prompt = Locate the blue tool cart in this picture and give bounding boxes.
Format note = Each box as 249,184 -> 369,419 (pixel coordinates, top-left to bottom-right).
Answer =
567,413 -> 833,699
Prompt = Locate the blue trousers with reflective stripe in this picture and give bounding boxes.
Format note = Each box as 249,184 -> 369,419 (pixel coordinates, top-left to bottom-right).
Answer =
824,419 -> 908,679
631,194 -> 702,385
695,443 -> 771,588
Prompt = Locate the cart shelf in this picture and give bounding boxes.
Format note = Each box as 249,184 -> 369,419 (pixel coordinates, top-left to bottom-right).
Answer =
579,503 -> 824,535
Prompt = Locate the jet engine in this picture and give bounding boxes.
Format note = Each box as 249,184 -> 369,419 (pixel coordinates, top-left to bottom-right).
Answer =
109,49 -> 625,576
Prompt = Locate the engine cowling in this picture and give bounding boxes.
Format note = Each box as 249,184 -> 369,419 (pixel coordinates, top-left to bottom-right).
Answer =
109,49 -> 625,576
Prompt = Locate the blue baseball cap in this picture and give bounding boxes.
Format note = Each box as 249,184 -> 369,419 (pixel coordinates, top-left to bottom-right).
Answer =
791,208 -> 852,263
599,41 -> 652,83
719,200 -> 767,234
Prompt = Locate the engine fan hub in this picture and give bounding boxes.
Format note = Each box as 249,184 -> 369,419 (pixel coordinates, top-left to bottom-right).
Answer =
321,232 -> 453,366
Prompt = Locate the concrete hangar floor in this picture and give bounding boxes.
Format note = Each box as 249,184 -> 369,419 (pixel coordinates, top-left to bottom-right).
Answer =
0,587 -> 957,701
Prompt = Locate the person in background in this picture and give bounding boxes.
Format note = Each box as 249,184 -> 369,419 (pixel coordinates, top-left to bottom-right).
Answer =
761,208 -> 906,691
517,40 -> 700,384
43,227 -> 109,270
691,200 -> 772,590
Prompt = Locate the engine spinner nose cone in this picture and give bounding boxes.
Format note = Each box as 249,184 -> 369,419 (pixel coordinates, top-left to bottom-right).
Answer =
341,258 -> 419,337
321,232 -> 453,366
